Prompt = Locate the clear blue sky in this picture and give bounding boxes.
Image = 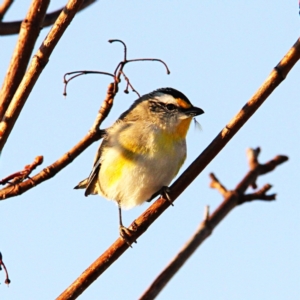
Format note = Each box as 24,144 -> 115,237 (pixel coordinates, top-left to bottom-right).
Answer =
0,1 -> 299,299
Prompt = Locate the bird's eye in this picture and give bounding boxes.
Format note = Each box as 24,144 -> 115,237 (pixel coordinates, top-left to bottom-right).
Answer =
166,104 -> 176,111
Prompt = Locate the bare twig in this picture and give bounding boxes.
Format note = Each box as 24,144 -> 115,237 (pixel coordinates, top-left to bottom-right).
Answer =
139,149 -> 288,300
0,0 -> 50,121
0,252 -> 10,285
0,0 -> 97,35
0,0 -> 85,152
0,155 -> 43,186
121,71 -> 140,97
0,40 -> 170,199
63,71 -> 115,96
55,38 -> 299,300
241,184 -> 276,203
63,40 -> 170,99
0,0 -> 14,21
209,173 -> 228,196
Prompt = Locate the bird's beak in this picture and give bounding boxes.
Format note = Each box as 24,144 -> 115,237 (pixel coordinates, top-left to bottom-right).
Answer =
184,106 -> 204,117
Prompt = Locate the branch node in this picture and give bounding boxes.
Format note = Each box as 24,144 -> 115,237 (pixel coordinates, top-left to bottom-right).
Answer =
209,173 -> 228,196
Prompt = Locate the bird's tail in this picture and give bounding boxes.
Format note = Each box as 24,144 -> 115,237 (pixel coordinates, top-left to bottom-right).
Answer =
74,178 -> 89,190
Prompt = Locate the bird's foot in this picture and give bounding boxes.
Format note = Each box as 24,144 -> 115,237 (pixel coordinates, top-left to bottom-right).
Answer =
147,186 -> 174,206
119,225 -> 137,247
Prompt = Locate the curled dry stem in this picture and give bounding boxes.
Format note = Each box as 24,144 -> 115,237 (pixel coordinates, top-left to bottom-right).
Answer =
63,39 -> 170,97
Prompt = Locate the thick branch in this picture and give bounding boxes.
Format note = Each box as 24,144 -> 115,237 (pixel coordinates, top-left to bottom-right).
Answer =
0,0 -> 96,35
0,0 -> 85,152
0,0 -> 13,21
139,149 -> 287,300
0,0 -> 50,120
56,38 -> 299,300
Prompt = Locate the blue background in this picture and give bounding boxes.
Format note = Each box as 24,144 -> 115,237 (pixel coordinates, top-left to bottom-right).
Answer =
0,1 -> 299,299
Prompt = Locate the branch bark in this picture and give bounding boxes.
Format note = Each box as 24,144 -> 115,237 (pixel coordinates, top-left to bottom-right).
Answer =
0,0 -> 85,152
139,149 -> 288,300
0,0 -> 50,120
0,82 -> 116,200
0,0 -> 96,35
0,0 -> 14,21
55,37 -> 300,300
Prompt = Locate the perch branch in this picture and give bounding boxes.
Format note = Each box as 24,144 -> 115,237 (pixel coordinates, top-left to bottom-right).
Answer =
55,37 -> 299,300
139,148 -> 287,300
0,0 -> 50,120
0,0 -> 96,35
0,0 -> 85,152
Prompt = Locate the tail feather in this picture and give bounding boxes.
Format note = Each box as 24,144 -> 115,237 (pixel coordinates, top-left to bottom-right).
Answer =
74,177 -> 100,196
74,178 -> 89,190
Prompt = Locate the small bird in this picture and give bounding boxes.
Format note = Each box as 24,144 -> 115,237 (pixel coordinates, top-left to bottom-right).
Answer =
75,87 -> 204,244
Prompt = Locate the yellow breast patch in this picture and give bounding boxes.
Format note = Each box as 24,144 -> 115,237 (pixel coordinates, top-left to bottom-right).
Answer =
104,154 -> 134,188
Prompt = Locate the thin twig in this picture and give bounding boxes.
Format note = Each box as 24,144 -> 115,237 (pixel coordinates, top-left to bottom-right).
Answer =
0,0 -> 14,21
0,0 -> 85,152
55,37 -> 300,300
0,155 -> 43,185
209,173 -> 228,196
0,0 -> 97,35
0,252 -> 10,285
0,0 -> 50,120
63,71 -> 115,96
139,149 -> 287,300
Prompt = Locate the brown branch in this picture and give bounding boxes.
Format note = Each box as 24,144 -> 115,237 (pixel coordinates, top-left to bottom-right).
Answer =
55,38 -> 299,300
241,184 -> 276,203
0,80 -> 115,200
139,149 -> 287,300
0,0 -> 13,21
0,0 -> 85,152
0,0 -> 50,121
209,173 -> 228,196
0,155 -> 43,185
0,0 -> 97,35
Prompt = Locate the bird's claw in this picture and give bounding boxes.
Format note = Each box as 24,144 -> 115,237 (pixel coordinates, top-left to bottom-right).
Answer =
119,225 -> 137,247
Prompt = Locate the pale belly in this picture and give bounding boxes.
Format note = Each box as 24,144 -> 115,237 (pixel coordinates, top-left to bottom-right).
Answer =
98,142 -> 186,209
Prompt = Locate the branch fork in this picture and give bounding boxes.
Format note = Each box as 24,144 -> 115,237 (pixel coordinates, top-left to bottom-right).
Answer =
138,147 -> 288,300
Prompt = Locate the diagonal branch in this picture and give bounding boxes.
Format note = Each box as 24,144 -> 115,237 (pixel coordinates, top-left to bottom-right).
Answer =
0,0 -> 97,35
0,0 -> 85,152
0,81 -> 114,200
55,37 -> 300,300
0,0 -> 50,121
0,0 -> 14,21
138,149 -> 288,300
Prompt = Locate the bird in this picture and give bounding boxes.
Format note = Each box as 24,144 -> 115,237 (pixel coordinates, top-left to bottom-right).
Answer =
75,87 -> 204,244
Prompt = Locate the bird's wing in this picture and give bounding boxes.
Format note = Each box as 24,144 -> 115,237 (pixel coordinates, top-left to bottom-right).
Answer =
74,134 -> 107,196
